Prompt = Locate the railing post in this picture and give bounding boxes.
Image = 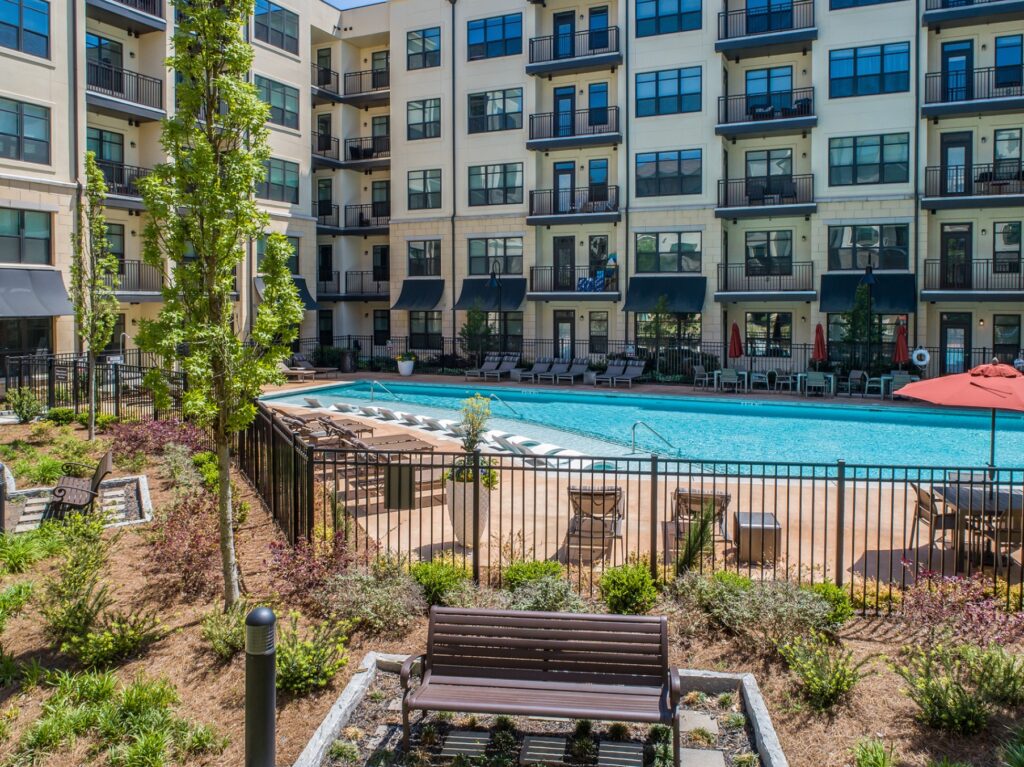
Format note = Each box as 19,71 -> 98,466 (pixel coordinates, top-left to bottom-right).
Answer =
47,357 -> 55,409
305,439 -> 315,545
114,363 -> 122,419
72,361 -> 80,414
471,450 -> 481,584
649,455 -> 659,581
835,460 -> 846,588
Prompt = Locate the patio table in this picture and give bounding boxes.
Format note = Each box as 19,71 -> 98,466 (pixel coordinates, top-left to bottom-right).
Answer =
713,370 -> 748,392
936,483 -> 1024,572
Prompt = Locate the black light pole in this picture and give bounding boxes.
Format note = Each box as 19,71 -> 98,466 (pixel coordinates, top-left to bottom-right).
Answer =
489,259 -> 504,352
245,607 -> 276,767
860,264 -> 876,372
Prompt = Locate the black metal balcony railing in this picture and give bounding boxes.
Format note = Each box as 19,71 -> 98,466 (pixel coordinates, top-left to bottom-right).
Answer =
345,270 -> 389,295
317,271 -> 341,295
530,266 -> 620,293
717,175 -> 814,208
529,186 -> 620,217
718,0 -> 814,40
926,0 -> 1016,8
95,161 -> 150,197
344,68 -> 390,96
110,0 -> 163,15
345,203 -> 390,229
924,163 -> 1024,197
103,260 -> 164,293
717,261 -> 814,292
528,26 -> 620,64
314,202 -> 339,228
924,259 -> 1024,291
86,61 -> 163,110
529,107 -> 620,141
343,135 -> 391,162
717,87 -> 814,124
311,63 -> 340,95
312,133 -> 340,161
925,66 -> 1024,104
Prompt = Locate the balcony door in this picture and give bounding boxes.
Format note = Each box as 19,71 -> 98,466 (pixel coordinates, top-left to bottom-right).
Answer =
746,0 -> 793,35
553,310 -> 575,360
745,66 -> 792,117
86,34 -> 124,95
316,113 -> 332,151
554,86 -> 575,138
316,178 -> 332,216
940,312 -> 972,374
940,131 -> 972,195
588,6 -> 609,51
745,148 -> 793,202
553,236 -> 575,291
372,115 -> 390,156
372,180 -> 390,219
317,244 -> 333,286
941,40 -> 973,102
553,11 -> 575,59
372,245 -> 390,282
940,223 -> 972,290
553,161 -> 575,213
316,48 -> 332,86
371,50 -> 390,89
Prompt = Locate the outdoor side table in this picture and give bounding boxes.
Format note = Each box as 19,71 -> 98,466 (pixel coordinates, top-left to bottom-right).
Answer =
735,512 -> 782,564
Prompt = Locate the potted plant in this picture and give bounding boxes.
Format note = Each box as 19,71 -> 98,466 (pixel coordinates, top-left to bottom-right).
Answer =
445,395 -> 498,547
396,352 -> 416,376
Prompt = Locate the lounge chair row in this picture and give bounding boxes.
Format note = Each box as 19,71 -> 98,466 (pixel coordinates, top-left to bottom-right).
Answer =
467,355 -> 647,388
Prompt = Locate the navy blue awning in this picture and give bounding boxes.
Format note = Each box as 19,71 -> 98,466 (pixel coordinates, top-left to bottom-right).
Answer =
254,276 -> 319,311
0,268 -> 73,317
453,278 -> 527,311
392,279 -> 445,310
820,272 -> 917,314
623,275 -> 707,313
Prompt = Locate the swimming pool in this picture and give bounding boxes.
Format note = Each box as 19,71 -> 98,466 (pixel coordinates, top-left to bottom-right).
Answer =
263,381 -> 1024,467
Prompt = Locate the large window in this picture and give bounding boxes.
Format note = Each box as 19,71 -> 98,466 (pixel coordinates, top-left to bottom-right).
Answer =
827,224 -> 909,270
635,313 -> 701,342
409,311 -> 442,350
636,149 -> 701,196
256,158 -> 299,203
468,163 -> 523,206
994,315 -> 1021,361
254,0 -> 298,55
106,223 -> 124,261
995,129 -> 1022,178
468,89 -> 522,133
408,169 -> 441,210
589,312 -> 609,354
407,27 -> 441,70
831,0 -> 903,9
745,312 -> 792,357
745,231 -> 793,275
827,313 -> 907,347
488,312 -> 523,352
467,13 -> 522,61
635,232 -> 701,273
469,237 -> 523,275
86,127 -> 122,163
407,98 -> 440,140
636,67 -> 701,116
996,35 -> 1023,89
408,240 -> 441,276
995,222 -> 1021,273
828,133 -> 909,185
829,43 -> 910,98
255,76 -> 299,129
0,0 -> 49,58
636,0 -> 701,37
0,318 -> 51,359
0,98 -> 48,164
373,310 -> 390,346
257,235 -> 300,274
0,208 -> 50,264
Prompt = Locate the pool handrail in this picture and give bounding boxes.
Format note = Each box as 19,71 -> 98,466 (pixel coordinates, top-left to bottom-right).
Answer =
632,420 -> 674,454
370,380 -> 401,402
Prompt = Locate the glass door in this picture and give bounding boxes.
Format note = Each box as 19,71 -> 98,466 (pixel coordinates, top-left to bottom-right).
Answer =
940,223 -> 972,290
942,41 -> 973,102
553,310 -> 575,360
316,178 -> 332,217
372,115 -> 390,157
372,180 -> 390,219
317,244 -> 333,285
553,161 -> 575,213
745,66 -> 792,116
553,11 -> 575,59
372,245 -> 390,283
553,236 -> 575,291
588,6 -> 609,52
371,50 -> 389,89
940,312 -> 972,374
316,113 -> 332,151
940,131 -> 972,195
554,86 -> 575,138
588,82 -> 609,128
316,48 -> 332,86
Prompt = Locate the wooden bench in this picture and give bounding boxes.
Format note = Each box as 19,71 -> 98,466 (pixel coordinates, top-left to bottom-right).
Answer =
401,607 -> 682,766
47,449 -> 113,519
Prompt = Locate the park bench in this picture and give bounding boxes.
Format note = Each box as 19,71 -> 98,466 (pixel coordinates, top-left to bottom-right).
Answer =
47,449 -> 113,519
401,607 -> 682,766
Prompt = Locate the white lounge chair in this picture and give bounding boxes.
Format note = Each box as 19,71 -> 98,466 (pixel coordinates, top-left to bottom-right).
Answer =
375,408 -> 402,421
358,406 -> 382,418
331,402 -> 357,413
303,397 -> 324,408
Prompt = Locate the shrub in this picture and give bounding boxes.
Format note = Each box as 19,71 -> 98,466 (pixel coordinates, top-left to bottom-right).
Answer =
961,644 -> 1024,708
779,631 -> 869,710
275,613 -> 349,695
27,421 -> 54,444
12,454 -> 64,486
711,571 -> 753,590
0,527 -> 62,574
1001,730 -> 1024,767
599,562 -> 659,615
893,643 -> 990,734
62,611 -> 161,667
808,580 -> 855,630
900,569 -> 1024,646
674,505 -> 716,576
108,419 -> 207,463
160,443 -> 202,490
191,451 -> 220,491
411,557 -> 471,607
5,388 -> 42,423
73,411 -> 117,431
501,560 -> 564,592
150,492 -> 221,597
852,739 -> 895,767
44,407 -> 76,426
40,531 -> 110,646
506,576 -> 586,613
329,740 -> 360,764
200,604 -> 247,662
315,562 -> 425,637
269,531 -> 357,609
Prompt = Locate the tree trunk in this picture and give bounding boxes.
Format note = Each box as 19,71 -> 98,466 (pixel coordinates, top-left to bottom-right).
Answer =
87,350 -> 96,441
216,426 -> 240,610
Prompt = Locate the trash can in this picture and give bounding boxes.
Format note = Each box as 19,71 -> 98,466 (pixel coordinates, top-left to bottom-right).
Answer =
385,463 -> 415,510
338,350 -> 356,373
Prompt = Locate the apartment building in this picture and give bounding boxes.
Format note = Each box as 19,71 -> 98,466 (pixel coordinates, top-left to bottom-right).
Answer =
2,0 -> 1022,374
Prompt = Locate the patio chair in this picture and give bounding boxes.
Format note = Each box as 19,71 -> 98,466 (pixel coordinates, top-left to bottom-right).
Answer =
890,373 -> 914,398
864,374 -> 885,398
276,361 -> 315,382
804,371 -> 828,397
47,450 -> 114,519
566,485 -> 624,565
775,370 -> 796,392
515,357 -> 552,383
537,359 -> 572,383
556,358 -> 590,385
483,354 -> 520,381
909,482 -> 958,553
718,369 -> 740,393
749,370 -> 771,391
594,360 -> 628,386
838,370 -> 866,396
985,508 -> 1024,567
317,417 -> 374,437
358,406 -> 382,418
418,416 -> 456,432
465,353 -> 502,380
612,360 -> 646,388
692,364 -> 711,389
674,487 -> 731,541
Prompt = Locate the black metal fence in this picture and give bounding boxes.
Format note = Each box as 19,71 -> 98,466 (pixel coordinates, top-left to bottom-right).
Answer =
923,258 -> 1024,292
110,0 -> 162,15
95,161 -> 151,198
529,186 -> 620,217
311,63 -> 340,94
717,262 -> 815,293
925,66 -> 1024,104
924,163 -> 1024,198
717,87 -> 815,125
343,135 -> 390,162
344,68 -> 390,96
528,26 -> 620,64
717,175 -> 814,209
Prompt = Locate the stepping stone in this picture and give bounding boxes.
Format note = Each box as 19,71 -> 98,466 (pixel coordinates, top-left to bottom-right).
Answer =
520,736 -> 566,765
386,698 -> 402,711
598,741 -> 644,767
441,730 -> 489,759
679,748 -> 727,767
678,710 -> 719,736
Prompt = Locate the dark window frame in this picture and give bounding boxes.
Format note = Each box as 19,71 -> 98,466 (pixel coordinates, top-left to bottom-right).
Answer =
467,13 -> 522,61
468,237 -> 523,275
745,311 -> 793,358
0,207 -> 51,265
828,133 -> 909,186
589,310 -> 609,354
254,0 -> 299,55
635,149 -> 702,197
467,88 -> 523,133
993,314 -> 1021,361
0,0 -> 49,58
256,157 -> 300,204
0,97 -> 49,164
255,75 -> 299,130
994,221 -> 1022,274
407,27 -> 441,70
408,169 -> 442,210
744,230 -> 794,275
827,223 -> 910,270
636,0 -> 702,37
409,310 -> 443,350
256,234 -> 300,274
829,42 -> 911,98
636,67 -> 701,117
468,163 -> 523,207
634,231 -> 702,273
407,98 -> 441,140
408,239 -> 442,276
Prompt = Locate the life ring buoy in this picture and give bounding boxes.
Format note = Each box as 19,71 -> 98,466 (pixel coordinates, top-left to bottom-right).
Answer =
911,348 -> 930,368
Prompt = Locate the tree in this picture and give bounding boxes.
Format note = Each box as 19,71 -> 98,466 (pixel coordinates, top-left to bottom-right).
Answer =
836,284 -> 882,367
137,0 -> 303,610
458,304 -> 493,366
70,151 -> 121,441
647,295 -> 674,378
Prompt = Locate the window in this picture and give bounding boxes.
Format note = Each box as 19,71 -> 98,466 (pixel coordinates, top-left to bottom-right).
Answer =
469,163 -> 523,207
827,224 -> 909,270
373,310 -> 390,346
745,312 -> 792,357
829,43 -> 910,98
255,76 -> 299,129
0,208 -> 50,264
636,150 -> 701,197
102,314 -> 125,354
407,98 -> 440,140
488,312 -> 523,352
635,232 -> 701,273
408,240 -> 441,276
745,148 -> 792,179
635,313 -> 701,342
827,313 -> 906,346
636,67 -> 701,116
409,311 -> 442,350
0,98 -> 48,164
995,222 -> 1021,273
745,231 -> 793,275
994,315 -> 1021,361
408,169 -> 441,210
831,0 -> 903,9
467,13 -> 522,60
0,318 -> 50,358
468,89 -> 522,133
86,127 -> 122,164
407,27 -> 440,70
256,158 -> 299,203
318,310 -> 333,348
254,0 -> 298,55
468,237 -> 523,275
256,235 -> 300,274
995,35 -> 1023,89
106,223 -> 124,261
828,133 -> 909,185
589,311 -> 608,354
995,129 -> 1022,179
636,0 -> 701,36
0,0 -> 48,58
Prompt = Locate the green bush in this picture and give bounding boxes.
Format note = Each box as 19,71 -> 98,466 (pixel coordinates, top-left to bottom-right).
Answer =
0,526 -> 63,574
191,451 -> 220,491
779,631 -> 869,710
807,580 -> 855,630
316,563 -> 426,637
5,388 -> 42,423
893,644 -> 990,735
62,611 -> 161,668
200,604 -> 247,662
40,530 -> 110,646
44,408 -> 76,426
0,581 -> 34,632
852,739 -> 895,767
506,576 -> 586,613
410,558 -> 470,606
73,411 -> 117,431
1001,730 -> 1024,767
11,454 -> 64,486
599,562 -> 659,615
961,644 -> 1024,708
711,571 -> 753,590
275,613 -> 349,695
501,560 -> 564,592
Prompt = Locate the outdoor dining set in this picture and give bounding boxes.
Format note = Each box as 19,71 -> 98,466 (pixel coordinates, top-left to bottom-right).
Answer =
693,365 -> 920,398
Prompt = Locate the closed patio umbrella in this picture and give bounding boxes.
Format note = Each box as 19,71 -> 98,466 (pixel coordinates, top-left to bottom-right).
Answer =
728,322 -> 743,360
893,324 -> 910,370
811,324 -> 827,363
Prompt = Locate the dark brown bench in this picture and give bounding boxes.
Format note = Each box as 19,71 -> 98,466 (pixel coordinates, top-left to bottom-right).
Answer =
47,449 -> 113,519
401,607 -> 682,766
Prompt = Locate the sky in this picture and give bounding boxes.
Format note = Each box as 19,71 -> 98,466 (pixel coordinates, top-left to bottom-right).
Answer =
325,0 -> 384,8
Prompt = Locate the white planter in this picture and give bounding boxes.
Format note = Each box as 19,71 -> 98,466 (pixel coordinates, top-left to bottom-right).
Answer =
397,360 -> 415,376
445,479 -> 491,547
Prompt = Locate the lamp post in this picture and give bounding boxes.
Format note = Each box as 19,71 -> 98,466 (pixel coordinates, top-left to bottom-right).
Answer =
860,264 -> 876,372
488,259 -> 504,352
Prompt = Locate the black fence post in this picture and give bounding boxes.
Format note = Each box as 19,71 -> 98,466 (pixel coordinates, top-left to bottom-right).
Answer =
305,439 -> 315,544
72,362 -> 80,414
649,455 -> 659,581
114,364 -> 122,420
472,450 -> 481,584
47,357 -> 55,409
835,460 -> 846,588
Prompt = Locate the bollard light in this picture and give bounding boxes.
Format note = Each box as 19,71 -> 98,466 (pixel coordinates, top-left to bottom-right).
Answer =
245,606 -> 276,767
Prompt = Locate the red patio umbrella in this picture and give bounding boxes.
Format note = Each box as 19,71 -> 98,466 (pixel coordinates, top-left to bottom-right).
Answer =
897,360 -> 1024,467
893,324 -> 910,369
728,322 -> 743,360
811,324 -> 827,363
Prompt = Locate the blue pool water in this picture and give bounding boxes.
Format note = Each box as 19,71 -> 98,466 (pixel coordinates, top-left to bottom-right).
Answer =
263,381 -> 1024,467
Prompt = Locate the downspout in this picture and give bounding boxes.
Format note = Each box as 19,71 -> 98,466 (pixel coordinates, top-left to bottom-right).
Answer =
71,0 -> 82,354
448,0 -> 458,337
622,0 -> 631,345
912,0 -> 922,348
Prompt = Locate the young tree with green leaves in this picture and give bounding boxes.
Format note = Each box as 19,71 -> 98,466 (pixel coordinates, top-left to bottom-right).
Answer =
458,304 -> 493,366
137,0 -> 303,609
648,294 -> 674,378
70,151 -> 121,441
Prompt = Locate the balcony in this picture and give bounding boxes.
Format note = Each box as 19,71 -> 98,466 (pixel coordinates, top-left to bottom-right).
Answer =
715,1 -> 816,57
317,270 -> 389,301
85,61 -> 164,122
715,175 -> 816,218
922,259 -> 1024,301
85,0 -> 165,34
314,203 -> 390,235
311,63 -> 342,106
526,27 -> 622,76
923,66 -> 1024,118
714,262 -> 816,302
527,186 -> 621,226
922,163 -> 1024,209
527,266 -> 621,301
716,88 -> 815,138
923,0 -> 1024,28
340,69 -> 390,108
312,135 -> 390,171
527,107 -> 621,151
96,161 -> 151,209
105,260 -> 164,302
